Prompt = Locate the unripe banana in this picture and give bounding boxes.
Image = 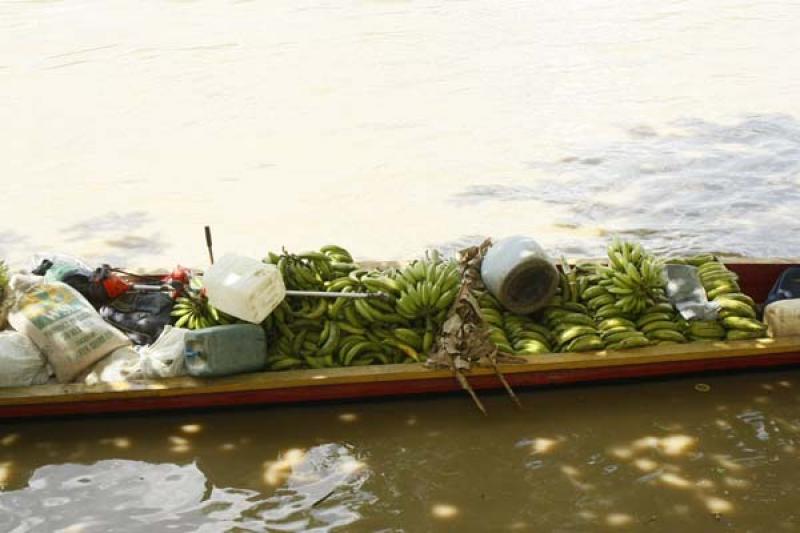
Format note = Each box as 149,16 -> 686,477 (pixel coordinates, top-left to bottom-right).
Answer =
588,294 -> 615,310
636,313 -> 674,328
564,334 -> 604,352
707,284 -> 739,300
714,298 -> 756,319
598,317 -> 637,331
603,330 -> 646,344
514,340 -> 551,355
721,316 -> 767,333
581,285 -> 608,301
646,329 -> 687,343
393,328 -> 424,351
557,325 -> 599,347
557,312 -> 596,327
601,326 -> 636,339
605,336 -> 651,350
640,320 -> 681,334
715,292 -> 755,307
687,321 -> 726,338
725,329 -> 765,341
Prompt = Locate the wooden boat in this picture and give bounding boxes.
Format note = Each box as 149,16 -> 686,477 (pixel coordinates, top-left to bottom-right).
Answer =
0,259 -> 798,419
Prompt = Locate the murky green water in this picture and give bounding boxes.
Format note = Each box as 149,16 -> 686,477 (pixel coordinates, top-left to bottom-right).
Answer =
2,371 -> 800,531
2,0 -> 800,530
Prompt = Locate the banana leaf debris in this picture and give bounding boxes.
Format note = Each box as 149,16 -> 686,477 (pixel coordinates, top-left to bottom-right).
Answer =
426,238 -> 525,413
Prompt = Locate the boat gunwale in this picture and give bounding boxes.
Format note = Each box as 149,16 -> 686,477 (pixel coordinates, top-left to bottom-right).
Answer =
2,335 -> 799,407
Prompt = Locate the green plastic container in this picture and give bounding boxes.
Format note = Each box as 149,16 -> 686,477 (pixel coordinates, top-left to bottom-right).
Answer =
184,324 -> 267,377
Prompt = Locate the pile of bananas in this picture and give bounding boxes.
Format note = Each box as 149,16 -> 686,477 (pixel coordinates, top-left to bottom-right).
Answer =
478,292 -> 514,353
636,302 -> 688,345
478,291 -> 554,354
593,239 -> 667,317
476,243 -> 768,357
690,256 -> 767,340
542,270 -> 605,352
268,245 -> 358,290
504,313 -> 553,354
262,246 -> 461,371
685,319 -> 726,341
394,254 -> 461,322
595,317 -> 649,350
543,304 -> 605,352
579,267 -> 633,322
171,289 -> 235,330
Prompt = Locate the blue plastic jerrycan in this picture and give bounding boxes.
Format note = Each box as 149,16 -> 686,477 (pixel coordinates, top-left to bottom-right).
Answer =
184,324 -> 267,377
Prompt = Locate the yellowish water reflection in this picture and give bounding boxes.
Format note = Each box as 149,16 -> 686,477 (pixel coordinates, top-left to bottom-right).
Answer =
99,437 -> 131,449
0,461 -> 11,487
605,513 -> 634,526
263,448 -> 306,487
1,434 -> 19,447
431,503 -> 459,519
168,436 -> 191,454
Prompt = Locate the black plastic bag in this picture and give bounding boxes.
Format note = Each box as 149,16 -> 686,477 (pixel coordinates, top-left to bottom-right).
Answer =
100,292 -> 175,345
764,266 -> 800,307
32,260 -> 122,309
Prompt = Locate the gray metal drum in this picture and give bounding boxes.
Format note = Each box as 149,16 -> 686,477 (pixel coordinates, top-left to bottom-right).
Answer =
480,236 -> 559,314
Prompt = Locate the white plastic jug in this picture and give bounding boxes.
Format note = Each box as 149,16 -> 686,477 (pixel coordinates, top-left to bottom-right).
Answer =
203,254 -> 286,323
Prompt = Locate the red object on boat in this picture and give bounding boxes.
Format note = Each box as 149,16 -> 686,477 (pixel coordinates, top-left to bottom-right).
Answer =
162,266 -> 191,288
102,275 -> 131,299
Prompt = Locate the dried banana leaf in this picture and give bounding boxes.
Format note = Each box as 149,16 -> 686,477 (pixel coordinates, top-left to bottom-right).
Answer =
426,238 -> 524,412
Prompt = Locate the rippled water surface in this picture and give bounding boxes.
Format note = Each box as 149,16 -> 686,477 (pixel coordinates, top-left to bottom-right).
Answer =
3,0 -> 800,531
2,0 -> 800,266
2,373 -> 800,531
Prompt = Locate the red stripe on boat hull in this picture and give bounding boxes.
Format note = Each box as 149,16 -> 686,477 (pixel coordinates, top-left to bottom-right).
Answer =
3,351 -> 799,419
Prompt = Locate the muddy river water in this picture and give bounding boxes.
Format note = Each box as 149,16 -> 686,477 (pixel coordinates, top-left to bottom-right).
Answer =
2,374 -> 800,531
2,0 -> 800,531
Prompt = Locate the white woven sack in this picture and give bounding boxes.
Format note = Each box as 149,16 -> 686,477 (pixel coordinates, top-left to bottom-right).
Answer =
8,275 -> 131,383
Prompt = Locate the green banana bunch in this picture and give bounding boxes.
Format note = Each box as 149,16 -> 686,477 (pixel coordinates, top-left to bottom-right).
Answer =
686,254 -> 717,267
170,293 -> 232,330
636,302 -> 688,344
476,290 -> 554,354
263,245 -> 449,371
503,313 -> 553,354
595,238 -> 666,317
476,291 -> 513,353
395,253 -> 461,322
697,260 -> 741,300
695,260 -> 766,340
686,320 -> 726,341
596,315 -> 650,350
542,278 -> 604,352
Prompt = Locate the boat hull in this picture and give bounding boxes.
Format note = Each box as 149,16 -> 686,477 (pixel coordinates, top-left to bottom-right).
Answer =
0,260 -> 798,419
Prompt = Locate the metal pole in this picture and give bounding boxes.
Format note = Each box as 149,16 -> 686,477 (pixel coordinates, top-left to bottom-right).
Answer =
284,290 -> 390,301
